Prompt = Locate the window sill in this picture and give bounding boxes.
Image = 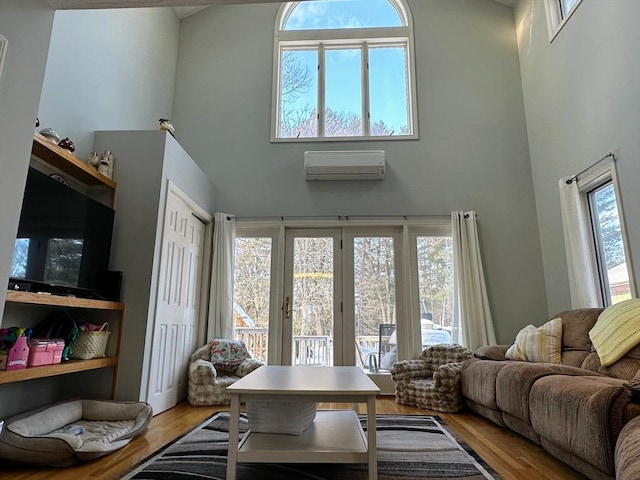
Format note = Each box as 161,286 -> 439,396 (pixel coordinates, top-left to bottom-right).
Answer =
270,133 -> 419,143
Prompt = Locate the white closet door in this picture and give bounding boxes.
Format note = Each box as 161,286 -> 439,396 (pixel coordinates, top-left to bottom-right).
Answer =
147,189 -> 202,415
176,213 -> 206,400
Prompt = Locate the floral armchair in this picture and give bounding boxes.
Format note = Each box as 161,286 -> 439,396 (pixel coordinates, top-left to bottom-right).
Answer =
390,343 -> 473,412
187,339 -> 262,406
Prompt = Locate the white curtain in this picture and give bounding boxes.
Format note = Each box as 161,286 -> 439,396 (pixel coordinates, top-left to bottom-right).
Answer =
558,178 -> 602,307
451,211 -> 497,350
207,212 -> 236,340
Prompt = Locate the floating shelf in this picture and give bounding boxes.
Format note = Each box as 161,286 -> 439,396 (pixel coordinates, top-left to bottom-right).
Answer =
3,291 -> 124,392
5,290 -> 124,311
0,357 -> 118,385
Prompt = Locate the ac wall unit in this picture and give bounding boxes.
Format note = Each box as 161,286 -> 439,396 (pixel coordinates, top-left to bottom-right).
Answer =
304,150 -> 386,181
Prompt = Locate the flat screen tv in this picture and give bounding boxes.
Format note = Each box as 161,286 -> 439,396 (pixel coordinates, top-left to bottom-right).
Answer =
9,166 -> 115,297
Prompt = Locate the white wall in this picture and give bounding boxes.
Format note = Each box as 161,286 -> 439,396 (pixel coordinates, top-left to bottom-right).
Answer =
173,0 -> 548,343
37,7 -> 180,161
93,130 -> 215,401
0,6 -> 182,414
515,0 -> 640,315
0,2 -> 55,318
0,0 -> 56,418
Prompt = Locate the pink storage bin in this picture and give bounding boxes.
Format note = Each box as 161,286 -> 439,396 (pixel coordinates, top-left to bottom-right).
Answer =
27,338 -> 65,367
51,339 -> 65,364
6,336 -> 29,370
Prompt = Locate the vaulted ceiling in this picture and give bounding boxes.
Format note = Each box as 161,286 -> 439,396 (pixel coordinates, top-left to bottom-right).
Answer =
47,0 -> 517,19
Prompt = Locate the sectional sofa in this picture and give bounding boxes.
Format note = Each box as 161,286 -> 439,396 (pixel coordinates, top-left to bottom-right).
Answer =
460,305 -> 640,480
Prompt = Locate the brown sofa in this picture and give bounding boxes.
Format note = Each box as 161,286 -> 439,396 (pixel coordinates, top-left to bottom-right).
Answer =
460,308 -> 640,480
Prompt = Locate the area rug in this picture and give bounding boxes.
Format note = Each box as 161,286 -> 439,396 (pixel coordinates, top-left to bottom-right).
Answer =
121,412 -> 502,479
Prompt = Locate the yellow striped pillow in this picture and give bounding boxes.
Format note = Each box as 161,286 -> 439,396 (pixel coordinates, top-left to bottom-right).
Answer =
589,299 -> 640,366
505,317 -> 563,363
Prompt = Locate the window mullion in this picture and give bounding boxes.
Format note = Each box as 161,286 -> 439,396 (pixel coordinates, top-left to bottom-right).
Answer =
318,43 -> 325,138
362,43 -> 370,137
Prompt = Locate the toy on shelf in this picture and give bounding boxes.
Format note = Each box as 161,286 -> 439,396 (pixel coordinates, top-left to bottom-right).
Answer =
0,328 -> 30,371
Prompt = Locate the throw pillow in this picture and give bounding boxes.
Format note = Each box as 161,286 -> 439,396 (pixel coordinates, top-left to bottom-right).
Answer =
589,298 -> 640,366
505,317 -> 563,363
210,339 -> 248,371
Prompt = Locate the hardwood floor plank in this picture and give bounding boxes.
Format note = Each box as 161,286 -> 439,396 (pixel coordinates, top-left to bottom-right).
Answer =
0,398 -> 587,480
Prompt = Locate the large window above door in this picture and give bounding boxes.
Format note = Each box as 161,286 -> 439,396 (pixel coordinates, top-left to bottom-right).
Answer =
271,0 -> 418,142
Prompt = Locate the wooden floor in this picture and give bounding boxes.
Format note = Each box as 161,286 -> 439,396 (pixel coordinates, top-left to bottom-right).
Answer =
0,397 -> 587,480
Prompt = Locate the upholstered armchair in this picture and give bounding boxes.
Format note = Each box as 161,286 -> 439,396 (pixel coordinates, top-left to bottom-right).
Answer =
390,343 -> 473,412
187,339 -> 262,406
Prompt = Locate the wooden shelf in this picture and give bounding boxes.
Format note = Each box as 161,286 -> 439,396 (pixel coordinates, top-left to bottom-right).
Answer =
0,357 -> 118,385
32,133 -> 116,189
5,290 -> 124,311
0,137 -> 123,398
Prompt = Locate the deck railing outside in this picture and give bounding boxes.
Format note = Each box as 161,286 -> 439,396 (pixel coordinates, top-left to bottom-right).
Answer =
236,327 -> 378,367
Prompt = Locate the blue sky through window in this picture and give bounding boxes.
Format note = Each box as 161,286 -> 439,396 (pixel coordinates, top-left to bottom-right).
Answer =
278,0 -> 411,138
284,0 -> 402,30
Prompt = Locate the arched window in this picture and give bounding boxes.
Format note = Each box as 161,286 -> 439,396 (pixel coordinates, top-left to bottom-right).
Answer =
272,0 -> 418,141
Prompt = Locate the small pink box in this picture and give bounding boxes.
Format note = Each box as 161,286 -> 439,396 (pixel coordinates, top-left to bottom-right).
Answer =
6,336 -> 29,370
27,338 -> 65,367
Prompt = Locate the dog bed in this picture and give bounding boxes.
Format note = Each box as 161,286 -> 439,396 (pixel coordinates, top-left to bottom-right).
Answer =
0,399 -> 152,466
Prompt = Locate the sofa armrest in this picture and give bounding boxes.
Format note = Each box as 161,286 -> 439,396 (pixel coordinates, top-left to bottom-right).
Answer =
390,360 -> 434,384
474,344 -> 510,361
190,343 -> 212,363
616,415 -> 640,480
432,362 -> 464,388
188,358 -> 218,385
235,359 -> 262,377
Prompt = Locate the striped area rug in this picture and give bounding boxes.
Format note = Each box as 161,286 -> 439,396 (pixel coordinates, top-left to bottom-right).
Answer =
121,412 -> 502,479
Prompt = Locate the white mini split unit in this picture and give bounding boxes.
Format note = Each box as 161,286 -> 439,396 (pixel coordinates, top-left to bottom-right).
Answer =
304,150 -> 386,181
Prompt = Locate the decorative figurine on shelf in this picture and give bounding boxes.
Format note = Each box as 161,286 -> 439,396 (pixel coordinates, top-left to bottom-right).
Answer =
57,137 -> 75,153
159,118 -> 176,138
87,151 -> 100,170
39,127 -> 61,145
98,150 -> 114,179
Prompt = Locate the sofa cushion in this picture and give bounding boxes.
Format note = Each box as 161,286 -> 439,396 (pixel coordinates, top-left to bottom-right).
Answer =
460,358 -> 514,410
557,308 -> 603,367
474,344 -> 508,361
496,363 -> 606,424
529,375 -> 628,476
505,318 -> 562,363
590,299 -> 640,366
580,343 -> 640,380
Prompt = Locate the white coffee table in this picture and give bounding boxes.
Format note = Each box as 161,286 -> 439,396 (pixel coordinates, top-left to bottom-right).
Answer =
226,365 -> 380,480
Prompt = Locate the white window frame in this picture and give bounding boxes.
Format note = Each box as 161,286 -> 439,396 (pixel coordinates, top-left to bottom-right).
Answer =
544,0 -> 585,42
234,218 -> 452,368
271,0 -> 419,142
564,162 -> 637,307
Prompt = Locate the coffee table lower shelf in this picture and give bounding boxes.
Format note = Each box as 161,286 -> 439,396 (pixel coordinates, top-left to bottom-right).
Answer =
237,409 -> 368,464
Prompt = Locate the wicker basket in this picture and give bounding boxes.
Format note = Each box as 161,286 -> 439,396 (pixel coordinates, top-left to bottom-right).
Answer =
70,323 -> 110,360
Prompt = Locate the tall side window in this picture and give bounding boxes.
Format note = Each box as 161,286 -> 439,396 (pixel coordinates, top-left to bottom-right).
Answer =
559,163 -> 636,308
272,0 -> 418,141
588,181 -> 632,305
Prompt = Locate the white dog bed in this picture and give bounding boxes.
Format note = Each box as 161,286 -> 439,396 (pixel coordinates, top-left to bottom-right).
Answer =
0,399 -> 152,466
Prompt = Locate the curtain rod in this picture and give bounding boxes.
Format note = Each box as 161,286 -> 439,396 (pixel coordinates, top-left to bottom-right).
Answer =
565,153 -> 615,185
228,214 -> 453,221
